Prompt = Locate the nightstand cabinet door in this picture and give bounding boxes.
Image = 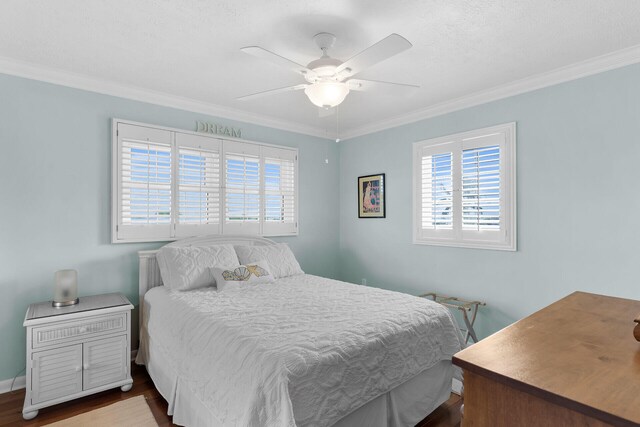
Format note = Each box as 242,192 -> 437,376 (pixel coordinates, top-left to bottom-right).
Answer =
32,344 -> 83,404
83,335 -> 128,390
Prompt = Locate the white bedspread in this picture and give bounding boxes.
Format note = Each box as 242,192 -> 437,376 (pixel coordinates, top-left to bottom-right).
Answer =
143,274 -> 464,427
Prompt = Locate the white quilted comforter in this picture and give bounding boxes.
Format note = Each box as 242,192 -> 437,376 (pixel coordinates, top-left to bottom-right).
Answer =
144,274 -> 464,427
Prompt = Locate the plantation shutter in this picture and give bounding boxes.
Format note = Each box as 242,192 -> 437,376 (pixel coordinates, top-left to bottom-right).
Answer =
223,140 -> 261,235
413,123 -> 515,250
262,146 -> 297,235
113,119 -> 300,242
116,123 -> 172,241
416,143 -> 456,241
459,132 -> 507,244
462,145 -> 500,231
175,133 -> 221,237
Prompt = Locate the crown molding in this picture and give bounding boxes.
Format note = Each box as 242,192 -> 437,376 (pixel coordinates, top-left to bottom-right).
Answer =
0,56 -> 330,139
340,44 -> 640,140
2,43 -> 640,142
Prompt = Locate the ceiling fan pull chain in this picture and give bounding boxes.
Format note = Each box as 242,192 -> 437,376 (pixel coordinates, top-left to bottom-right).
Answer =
335,105 -> 340,143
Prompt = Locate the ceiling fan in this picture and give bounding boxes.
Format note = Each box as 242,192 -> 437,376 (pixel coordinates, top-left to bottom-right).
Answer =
237,32 -> 419,109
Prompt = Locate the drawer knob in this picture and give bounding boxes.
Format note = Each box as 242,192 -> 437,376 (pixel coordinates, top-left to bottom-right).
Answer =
75,366 -> 82,373
83,363 -> 90,370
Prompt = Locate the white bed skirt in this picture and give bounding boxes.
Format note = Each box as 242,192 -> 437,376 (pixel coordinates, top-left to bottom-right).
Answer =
137,326 -> 453,427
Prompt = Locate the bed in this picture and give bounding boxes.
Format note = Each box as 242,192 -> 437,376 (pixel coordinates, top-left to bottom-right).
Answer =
135,235 -> 464,427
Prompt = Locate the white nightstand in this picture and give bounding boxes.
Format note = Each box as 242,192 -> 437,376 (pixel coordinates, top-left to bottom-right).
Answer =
22,293 -> 134,420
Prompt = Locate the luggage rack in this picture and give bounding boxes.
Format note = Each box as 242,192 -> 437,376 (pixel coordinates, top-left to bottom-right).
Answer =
420,293 -> 485,344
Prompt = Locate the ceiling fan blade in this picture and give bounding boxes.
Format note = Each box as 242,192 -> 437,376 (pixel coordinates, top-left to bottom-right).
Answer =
241,46 -> 317,79
346,78 -> 420,91
336,34 -> 412,78
237,84 -> 307,101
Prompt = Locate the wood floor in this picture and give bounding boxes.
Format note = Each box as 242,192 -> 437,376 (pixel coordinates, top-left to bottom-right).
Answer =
0,364 -> 462,426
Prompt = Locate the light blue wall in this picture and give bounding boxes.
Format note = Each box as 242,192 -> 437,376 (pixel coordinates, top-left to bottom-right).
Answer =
3,62 -> 640,383
0,74 -> 339,382
338,63 -> 640,339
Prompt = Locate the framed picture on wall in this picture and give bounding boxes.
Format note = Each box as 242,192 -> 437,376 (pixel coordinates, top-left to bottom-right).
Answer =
358,173 -> 385,218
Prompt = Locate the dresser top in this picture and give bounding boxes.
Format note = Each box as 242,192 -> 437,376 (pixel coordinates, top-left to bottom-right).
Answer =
26,293 -> 132,321
453,291 -> 640,426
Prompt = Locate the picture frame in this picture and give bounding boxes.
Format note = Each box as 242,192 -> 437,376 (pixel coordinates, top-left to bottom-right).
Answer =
358,173 -> 385,218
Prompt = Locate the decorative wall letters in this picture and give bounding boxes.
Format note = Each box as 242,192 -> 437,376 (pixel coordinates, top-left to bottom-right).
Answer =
196,121 -> 242,138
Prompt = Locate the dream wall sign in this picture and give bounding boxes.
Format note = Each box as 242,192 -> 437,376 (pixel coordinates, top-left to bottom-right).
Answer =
196,121 -> 242,138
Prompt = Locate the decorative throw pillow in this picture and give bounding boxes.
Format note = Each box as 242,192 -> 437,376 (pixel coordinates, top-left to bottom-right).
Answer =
211,260 -> 275,290
234,243 -> 304,279
156,244 -> 240,291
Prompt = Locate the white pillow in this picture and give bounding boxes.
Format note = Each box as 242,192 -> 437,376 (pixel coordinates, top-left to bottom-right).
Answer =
235,243 -> 304,279
156,244 -> 240,291
211,260 -> 275,291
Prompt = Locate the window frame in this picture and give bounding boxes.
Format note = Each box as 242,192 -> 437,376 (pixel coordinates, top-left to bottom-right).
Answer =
111,119 -> 298,243
412,122 -> 516,251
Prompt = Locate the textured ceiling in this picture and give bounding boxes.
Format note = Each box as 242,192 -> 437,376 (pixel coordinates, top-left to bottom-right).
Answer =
2,1 -> 640,138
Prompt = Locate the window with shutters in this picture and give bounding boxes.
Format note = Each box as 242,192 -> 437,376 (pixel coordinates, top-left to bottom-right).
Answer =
112,120 -> 298,243
413,123 -> 516,250
116,124 -> 173,241
223,141 -> 261,236
175,132 -> 221,238
262,146 -> 297,236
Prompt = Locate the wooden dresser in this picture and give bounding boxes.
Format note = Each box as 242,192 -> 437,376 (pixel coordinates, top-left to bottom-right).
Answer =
453,291 -> 640,427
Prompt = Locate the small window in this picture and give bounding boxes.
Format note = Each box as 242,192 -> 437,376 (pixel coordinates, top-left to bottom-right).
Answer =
112,120 -> 298,243
413,123 -> 516,251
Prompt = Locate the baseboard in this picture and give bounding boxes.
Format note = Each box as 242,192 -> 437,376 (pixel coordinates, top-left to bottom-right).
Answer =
0,350 -> 140,395
0,375 -> 25,393
452,378 -> 463,395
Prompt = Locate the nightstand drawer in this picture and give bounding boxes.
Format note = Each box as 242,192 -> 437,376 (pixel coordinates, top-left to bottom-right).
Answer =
32,313 -> 127,349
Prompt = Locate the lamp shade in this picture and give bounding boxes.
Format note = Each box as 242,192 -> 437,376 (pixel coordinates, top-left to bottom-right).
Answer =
304,82 -> 349,108
53,269 -> 79,307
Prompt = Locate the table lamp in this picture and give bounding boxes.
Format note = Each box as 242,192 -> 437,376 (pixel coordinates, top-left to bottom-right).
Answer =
53,269 -> 79,307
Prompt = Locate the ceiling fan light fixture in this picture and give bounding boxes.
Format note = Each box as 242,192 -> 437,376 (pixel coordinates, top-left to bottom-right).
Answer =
240,33 -> 416,106
304,81 -> 349,108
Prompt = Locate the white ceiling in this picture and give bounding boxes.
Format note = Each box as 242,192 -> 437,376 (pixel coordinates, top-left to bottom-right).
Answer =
2,1 -> 640,139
